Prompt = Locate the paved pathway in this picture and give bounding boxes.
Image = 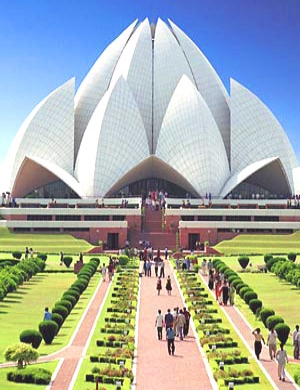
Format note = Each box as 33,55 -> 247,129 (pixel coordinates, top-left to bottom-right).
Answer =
135,261 -> 214,390
199,273 -> 300,390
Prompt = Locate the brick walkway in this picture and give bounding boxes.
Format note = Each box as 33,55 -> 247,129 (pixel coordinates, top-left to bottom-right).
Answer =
135,261 -> 214,390
199,273 -> 300,390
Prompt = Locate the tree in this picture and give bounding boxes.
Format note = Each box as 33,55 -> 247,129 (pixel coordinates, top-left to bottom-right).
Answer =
4,343 -> 39,368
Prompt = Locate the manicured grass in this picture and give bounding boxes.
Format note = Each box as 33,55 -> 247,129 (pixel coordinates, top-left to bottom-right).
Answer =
0,273 -> 76,362
0,227 -> 93,253
215,231 -> 300,255
0,270 -> 103,362
0,361 -> 58,390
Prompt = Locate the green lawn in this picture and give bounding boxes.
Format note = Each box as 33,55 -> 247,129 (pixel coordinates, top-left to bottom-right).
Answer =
215,231 -> 300,255
0,270 -> 103,362
0,227 -> 93,253
0,361 -> 58,390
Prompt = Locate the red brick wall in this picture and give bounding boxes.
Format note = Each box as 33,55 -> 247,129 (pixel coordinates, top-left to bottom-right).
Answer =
71,228 -> 127,247
179,228 -> 238,248
165,215 -> 181,233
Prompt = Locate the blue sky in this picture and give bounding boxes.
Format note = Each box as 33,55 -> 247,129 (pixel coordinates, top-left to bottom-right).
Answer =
0,0 -> 300,165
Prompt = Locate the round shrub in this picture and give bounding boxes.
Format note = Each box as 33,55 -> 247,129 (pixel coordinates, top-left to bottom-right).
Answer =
72,280 -> 87,293
52,305 -> 69,320
231,278 -> 243,289
38,321 -> 58,344
249,299 -> 262,314
12,251 -> 22,260
61,294 -> 76,307
288,252 -> 297,262
37,253 -> 47,261
118,255 -> 129,266
244,291 -> 258,304
275,323 -> 290,345
227,275 -> 240,285
239,287 -> 253,299
63,256 -> 73,268
55,300 -> 72,314
77,275 -> 90,285
19,329 -> 43,349
266,315 -> 284,330
68,286 -> 81,295
51,313 -> 64,331
260,308 -> 275,327
64,289 -> 80,302
235,283 -> 248,294
264,254 -> 273,264
238,256 -> 250,269
224,269 -> 237,278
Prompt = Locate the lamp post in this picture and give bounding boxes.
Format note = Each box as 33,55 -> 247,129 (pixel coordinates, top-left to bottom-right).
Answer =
208,230 -> 211,246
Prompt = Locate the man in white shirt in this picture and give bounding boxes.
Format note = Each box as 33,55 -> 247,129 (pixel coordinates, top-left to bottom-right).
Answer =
267,328 -> 277,360
155,309 -> 164,340
292,325 -> 299,359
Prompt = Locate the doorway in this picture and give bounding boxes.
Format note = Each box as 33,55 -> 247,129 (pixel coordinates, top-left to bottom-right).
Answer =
107,233 -> 119,250
188,233 -> 200,250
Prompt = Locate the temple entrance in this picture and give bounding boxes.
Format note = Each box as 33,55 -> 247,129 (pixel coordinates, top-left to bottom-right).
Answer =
188,233 -> 200,251
107,233 -> 119,250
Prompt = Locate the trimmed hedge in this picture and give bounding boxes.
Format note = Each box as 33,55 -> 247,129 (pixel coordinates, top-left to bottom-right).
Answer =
260,308 -> 275,327
39,321 -> 58,344
51,313 -> 64,332
266,315 -> 284,330
7,367 -> 51,385
239,287 -> 253,300
238,256 -> 250,269
63,256 -> 73,268
52,305 -> 68,320
249,299 -> 262,314
275,323 -> 290,345
244,291 -> 258,304
19,329 -> 42,349
12,251 -> 22,260
288,252 -> 297,262
55,300 -> 72,314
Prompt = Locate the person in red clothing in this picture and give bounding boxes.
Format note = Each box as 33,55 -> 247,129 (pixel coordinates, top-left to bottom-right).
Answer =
183,307 -> 191,337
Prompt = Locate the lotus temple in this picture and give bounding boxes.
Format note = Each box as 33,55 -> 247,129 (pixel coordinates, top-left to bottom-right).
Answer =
1,18 -> 300,249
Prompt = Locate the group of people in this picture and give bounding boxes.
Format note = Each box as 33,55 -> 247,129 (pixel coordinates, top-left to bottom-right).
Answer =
156,275 -> 172,295
101,257 -> 116,282
144,190 -> 168,210
207,267 -> 235,306
252,327 -> 288,381
155,307 -> 191,355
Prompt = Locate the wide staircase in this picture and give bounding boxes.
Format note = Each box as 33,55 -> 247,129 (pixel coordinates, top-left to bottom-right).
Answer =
129,205 -> 176,249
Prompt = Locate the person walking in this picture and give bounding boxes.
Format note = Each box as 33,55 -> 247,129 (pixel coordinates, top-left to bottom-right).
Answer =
166,324 -> 175,355
164,309 -> 173,329
292,325 -> 299,359
276,343 -> 288,381
160,259 -> 165,278
252,328 -> 265,359
228,282 -> 235,305
267,328 -> 277,360
43,307 -> 52,321
154,257 -> 159,277
183,307 -> 191,337
156,277 -> 162,296
101,263 -> 107,281
155,309 -> 164,340
166,275 -> 172,295
164,247 -> 168,260
177,309 -> 186,340
222,280 -> 229,306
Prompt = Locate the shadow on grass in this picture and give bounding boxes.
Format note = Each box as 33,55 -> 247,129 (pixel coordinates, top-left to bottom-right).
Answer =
2,299 -> 21,304
10,290 -> 27,295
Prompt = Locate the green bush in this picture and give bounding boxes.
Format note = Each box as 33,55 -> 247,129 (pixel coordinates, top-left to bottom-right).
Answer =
231,278 -> 243,288
51,313 -> 64,331
244,291 -> 258,304
37,253 -> 47,261
266,315 -> 284,330
275,323 -> 290,345
61,294 -> 76,307
239,287 -> 253,299
63,289 -> 80,302
238,256 -> 250,269
294,371 -> 300,385
118,255 -> 129,266
63,256 -> 73,268
4,343 -> 39,367
288,252 -> 297,262
52,305 -> 68,320
19,329 -> 42,349
12,251 -> 22,260
55,300 -> 72,314
264,254 -> 273,264
72,280 -> 87,293
235,282 -> 248,294
7,367 -> 51,384
260,308 -> 275,327
249,299 -> 262,314
38,321 -> 58,344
